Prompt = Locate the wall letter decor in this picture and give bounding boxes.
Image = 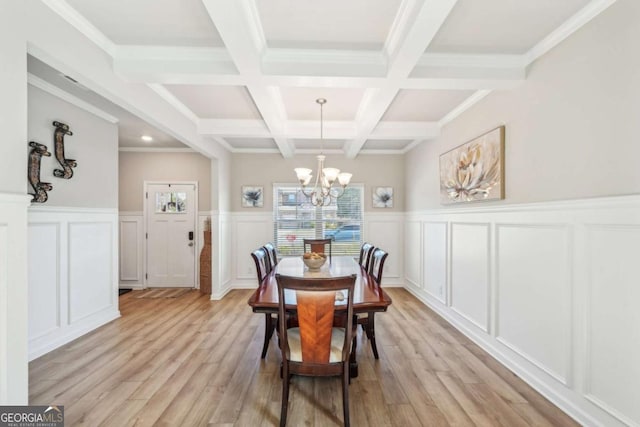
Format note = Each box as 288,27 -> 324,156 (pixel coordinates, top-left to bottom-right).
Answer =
52,120 -> 77,179
28,141 -> 53,203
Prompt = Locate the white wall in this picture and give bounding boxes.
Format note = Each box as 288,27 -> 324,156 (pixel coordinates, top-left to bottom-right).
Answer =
119,151 -> 212,211
405,1 -> 640,211
404,2 -> 640,426
231,153 -> 405,212
28,86 -> 118,208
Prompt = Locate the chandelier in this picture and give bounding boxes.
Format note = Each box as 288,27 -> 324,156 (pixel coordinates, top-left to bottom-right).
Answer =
294,98 -> 352,207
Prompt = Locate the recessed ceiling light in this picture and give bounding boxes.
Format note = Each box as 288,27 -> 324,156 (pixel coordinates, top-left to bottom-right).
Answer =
141,135 -> 153,142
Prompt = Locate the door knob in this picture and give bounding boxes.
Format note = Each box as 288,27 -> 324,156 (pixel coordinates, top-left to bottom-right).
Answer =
188,242 -> 194,247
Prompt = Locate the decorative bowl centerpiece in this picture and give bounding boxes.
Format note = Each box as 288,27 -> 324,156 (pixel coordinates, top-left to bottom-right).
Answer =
302,252 -> 327,270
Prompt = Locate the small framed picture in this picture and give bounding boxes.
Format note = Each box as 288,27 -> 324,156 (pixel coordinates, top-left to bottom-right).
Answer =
242,186 -> 263,207
373,187 -> 393,208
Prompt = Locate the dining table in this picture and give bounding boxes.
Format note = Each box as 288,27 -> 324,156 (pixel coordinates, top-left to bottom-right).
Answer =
247,255 -> 393,377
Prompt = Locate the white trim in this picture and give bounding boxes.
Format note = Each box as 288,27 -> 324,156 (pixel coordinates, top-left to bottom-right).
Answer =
405,193 -> 640,217
41,0 -> 116,56
27,74 -> 119,124
524,0 -> 618,66
118,147 -> 195,153
28,206 -> 118,215
438,90 -> 492,128
114,45 -> 230,62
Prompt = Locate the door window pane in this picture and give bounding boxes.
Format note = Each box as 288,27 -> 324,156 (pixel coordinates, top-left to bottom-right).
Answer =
155,192 -> 187,213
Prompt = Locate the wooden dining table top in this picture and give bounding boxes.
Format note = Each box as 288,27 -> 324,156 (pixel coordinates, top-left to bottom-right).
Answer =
247,256 -> 392,313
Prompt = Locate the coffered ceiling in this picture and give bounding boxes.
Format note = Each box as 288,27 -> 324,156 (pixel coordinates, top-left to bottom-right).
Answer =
44,0 -> 613,157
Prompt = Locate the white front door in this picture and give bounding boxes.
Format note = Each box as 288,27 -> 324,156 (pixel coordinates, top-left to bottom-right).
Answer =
145,183 -> 197,287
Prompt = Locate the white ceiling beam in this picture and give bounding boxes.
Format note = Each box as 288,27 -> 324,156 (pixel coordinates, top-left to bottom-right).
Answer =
344,0 -> 459,158
262,49 -> 388,78
369,121 -> 439,140
202,0 -> 294,158
197,119 -> 439,141
112,47 -> 524,89
198,119 -> 271,138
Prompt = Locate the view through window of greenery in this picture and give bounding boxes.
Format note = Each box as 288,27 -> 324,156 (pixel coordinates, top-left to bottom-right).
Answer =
273,184 -> 363,256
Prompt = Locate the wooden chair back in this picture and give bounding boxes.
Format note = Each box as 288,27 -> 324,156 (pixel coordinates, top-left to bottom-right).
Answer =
303,238 -> 332,260
368,248 -> 389,285
276,273 -> 356,426
263,242 -> 278,271
358,243 -> 375,271
250,247 -> 270,283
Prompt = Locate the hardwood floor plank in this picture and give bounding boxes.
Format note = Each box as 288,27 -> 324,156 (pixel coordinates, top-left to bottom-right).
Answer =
28,288 -> 579,427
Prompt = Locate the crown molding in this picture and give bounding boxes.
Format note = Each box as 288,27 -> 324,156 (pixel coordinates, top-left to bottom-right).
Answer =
118,147 -> 195,153
438,89 -> 491,128
28,73 -> 119,124
41,0 -> 116,56
524,0 -> 617,66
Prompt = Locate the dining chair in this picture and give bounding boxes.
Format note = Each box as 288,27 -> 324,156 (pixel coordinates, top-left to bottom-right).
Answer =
263,242 -> 278,273
358,242 -> 375,271
251,247 -> 276,358
303,238 -> 332,261
276,273 -> 357,427
359,248 -> 388,359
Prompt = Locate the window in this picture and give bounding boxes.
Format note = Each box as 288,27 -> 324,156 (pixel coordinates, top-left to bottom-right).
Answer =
273,184 -> 364,256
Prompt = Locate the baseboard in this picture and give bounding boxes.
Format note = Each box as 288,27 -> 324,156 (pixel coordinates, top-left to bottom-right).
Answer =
403,284 -> 599,427
119,283 -> 144,290
29,308 -> 120,361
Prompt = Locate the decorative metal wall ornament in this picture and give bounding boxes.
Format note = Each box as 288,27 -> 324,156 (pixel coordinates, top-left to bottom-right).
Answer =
28,141 -> 53,203
52,121 -> 77,179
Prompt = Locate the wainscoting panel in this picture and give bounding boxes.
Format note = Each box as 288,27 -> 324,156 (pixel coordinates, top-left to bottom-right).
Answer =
423,222 -> 447,304
213,212 -> 232,300
68,222 -> 113,324
28,207 -> 120,361
404,195 -> 640,427
450,222 -> 490,332
404,220 -> 422,288
27,223 -> 60,341
585,224 -> 640,426
366,213 -> 404,285
233,213 -> 273,282
496,223 -> 571,385
119,217 -> 140,282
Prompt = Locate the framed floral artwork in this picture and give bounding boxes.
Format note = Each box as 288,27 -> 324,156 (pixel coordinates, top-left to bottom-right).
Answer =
373,187 -> 393,208
439,126 -> 505,204
242,186 -> 263,207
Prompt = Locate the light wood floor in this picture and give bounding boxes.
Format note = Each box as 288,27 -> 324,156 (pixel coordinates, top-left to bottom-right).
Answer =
29,288 -> 579,426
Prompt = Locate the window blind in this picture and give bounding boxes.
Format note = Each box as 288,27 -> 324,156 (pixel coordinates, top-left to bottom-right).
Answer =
273,184 -> 363,256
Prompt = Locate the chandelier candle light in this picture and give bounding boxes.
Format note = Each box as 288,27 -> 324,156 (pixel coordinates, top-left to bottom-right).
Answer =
294,98 -> 352,206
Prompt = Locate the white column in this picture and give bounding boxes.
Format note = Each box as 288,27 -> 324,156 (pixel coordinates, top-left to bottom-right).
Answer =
0,0 -> 29,404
